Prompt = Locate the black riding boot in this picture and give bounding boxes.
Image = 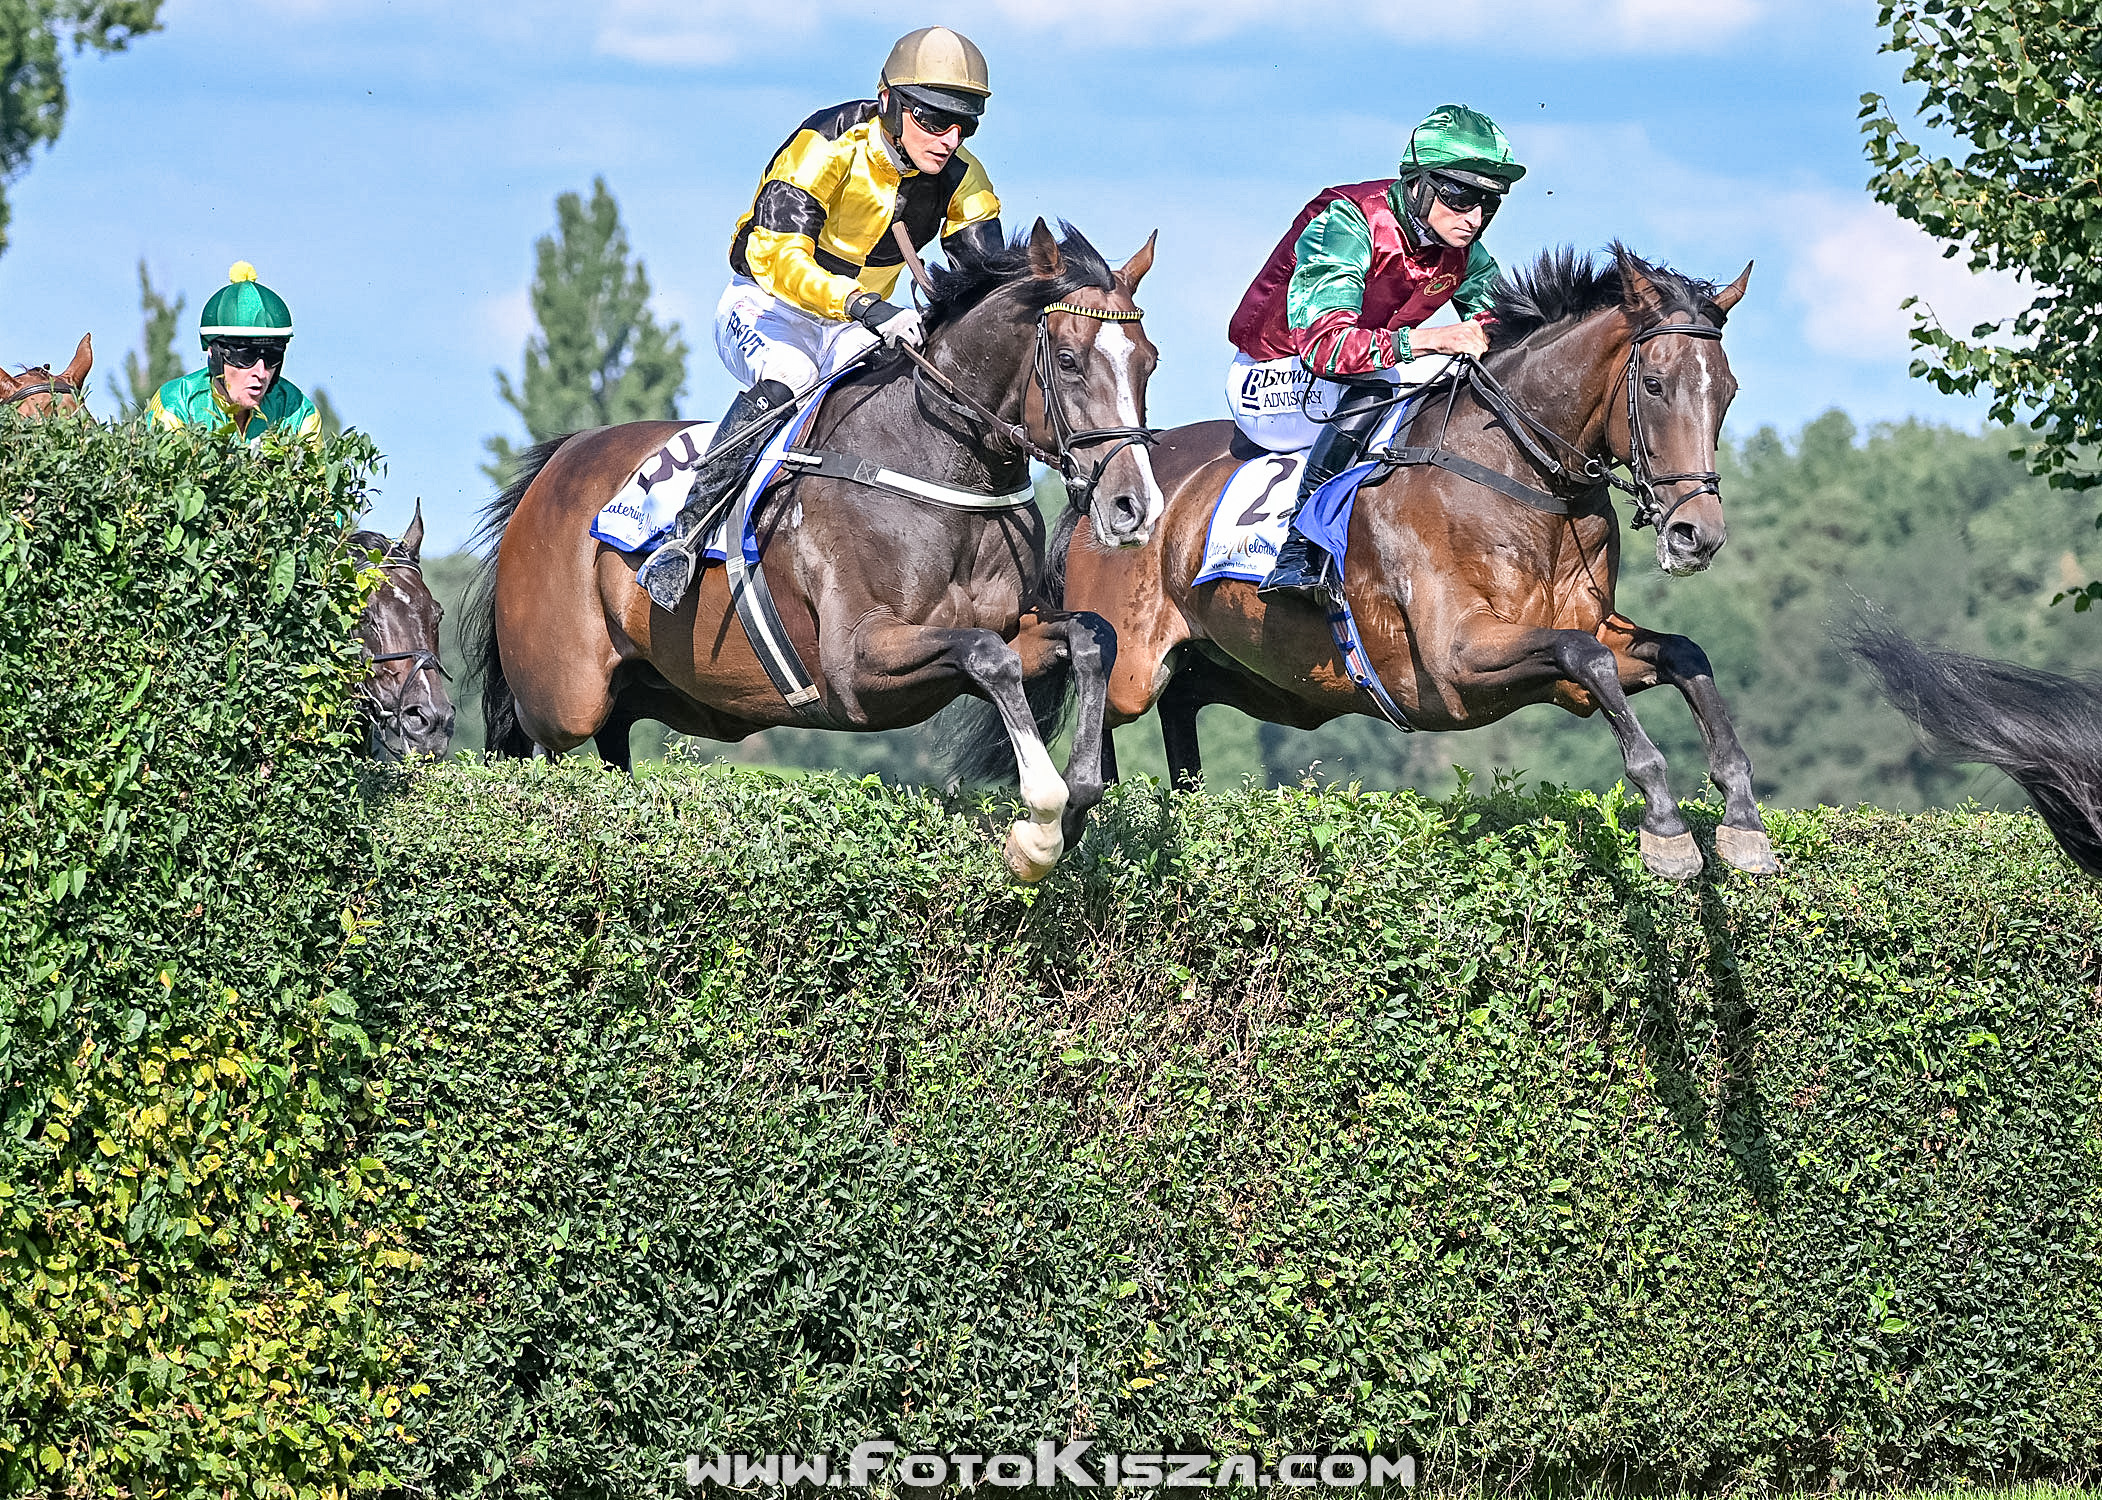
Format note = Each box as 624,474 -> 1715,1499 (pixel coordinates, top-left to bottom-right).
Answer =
637,378 -> 794,611
1258,380 -> 1392,603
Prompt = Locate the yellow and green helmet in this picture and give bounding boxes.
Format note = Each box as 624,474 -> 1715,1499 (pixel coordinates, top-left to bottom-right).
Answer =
198,261 -> 294,350
1400,104 -> 1527,192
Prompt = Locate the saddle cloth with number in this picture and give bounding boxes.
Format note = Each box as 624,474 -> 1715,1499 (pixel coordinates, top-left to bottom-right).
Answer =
1192,394 -> 1421,587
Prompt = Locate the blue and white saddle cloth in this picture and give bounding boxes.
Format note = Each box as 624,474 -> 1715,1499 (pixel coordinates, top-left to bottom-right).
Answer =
589,377 -> 839,562
1192,393 -> 1420,588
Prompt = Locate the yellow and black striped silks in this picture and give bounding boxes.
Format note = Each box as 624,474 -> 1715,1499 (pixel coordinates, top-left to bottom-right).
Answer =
729,99 -> 1001,322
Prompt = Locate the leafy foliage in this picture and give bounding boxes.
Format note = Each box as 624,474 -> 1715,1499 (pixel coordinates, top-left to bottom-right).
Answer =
0,415 -> 414,1495
120,257 -> 184,414
483,177 -> 688,485
364,760 -> 2102,1495
1861,2 -> 2102,603
0,1 -> 164,257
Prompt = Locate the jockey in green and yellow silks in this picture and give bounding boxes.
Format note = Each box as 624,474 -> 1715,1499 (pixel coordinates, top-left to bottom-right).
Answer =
1226,105 -> 1527,601
147,262 -> 321,444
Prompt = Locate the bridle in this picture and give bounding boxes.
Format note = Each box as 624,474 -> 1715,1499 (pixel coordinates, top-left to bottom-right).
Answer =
359,549 -> 450,750
901,297 -> 1158,511
3,374 -> 84,410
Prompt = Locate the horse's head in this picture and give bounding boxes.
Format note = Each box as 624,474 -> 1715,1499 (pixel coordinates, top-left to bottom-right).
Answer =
353,501 -> 455,759
1,334 -> 92,419
1610,252 -> 1749,576
927,219 -> 1165,546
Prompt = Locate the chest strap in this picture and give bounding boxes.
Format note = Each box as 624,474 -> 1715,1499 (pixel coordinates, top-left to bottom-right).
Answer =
778,447 -> 1037,510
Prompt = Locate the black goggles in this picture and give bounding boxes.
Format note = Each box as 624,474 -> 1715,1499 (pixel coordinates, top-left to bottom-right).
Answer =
1426,174 -> 1504,217
904,99 -> 978,139
214,340 -> 287,371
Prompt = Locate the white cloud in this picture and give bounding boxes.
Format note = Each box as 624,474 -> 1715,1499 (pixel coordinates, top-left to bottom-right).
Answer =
1788,201 -> 2026,360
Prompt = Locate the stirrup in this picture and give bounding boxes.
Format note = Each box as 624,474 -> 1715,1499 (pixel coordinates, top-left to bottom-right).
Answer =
637,534 -> 699,611
1256,533 -> 1336,603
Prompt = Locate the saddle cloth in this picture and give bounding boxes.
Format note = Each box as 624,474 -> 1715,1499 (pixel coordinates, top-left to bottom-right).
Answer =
1192,393 -> 1420,587
589,378 -> 837,561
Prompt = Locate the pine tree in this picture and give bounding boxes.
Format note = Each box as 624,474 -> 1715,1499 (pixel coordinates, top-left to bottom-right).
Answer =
120,258 -> 184,413
483,177 -> 687,484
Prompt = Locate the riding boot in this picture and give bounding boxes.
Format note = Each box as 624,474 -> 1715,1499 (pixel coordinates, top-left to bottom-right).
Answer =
637,378 -> 795,611
1258,379 -> 1393,604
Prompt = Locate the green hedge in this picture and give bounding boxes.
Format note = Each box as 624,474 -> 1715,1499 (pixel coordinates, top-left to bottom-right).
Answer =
0,416 -> 412,1496
364,762 -> 2101,1495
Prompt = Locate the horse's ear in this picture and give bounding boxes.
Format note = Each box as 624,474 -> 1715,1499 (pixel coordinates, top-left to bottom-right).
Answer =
61,332 -> 92,387
1712,261 -> 1753,314
1027,218 -> 1063,278
401,498 -> 425,563
1116,231 -> 1158,291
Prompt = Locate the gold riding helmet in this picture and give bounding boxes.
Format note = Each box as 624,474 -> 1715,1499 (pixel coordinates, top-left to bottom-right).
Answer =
879,26 -> 990,136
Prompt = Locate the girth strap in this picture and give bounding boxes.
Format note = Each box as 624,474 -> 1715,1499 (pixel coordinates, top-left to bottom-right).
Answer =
723,458 -> 833,726
1378,445 -> 1611,517
778,447 -> 1036,511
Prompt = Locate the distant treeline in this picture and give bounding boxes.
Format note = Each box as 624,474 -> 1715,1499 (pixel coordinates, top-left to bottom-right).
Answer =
431,412 -> 2101,810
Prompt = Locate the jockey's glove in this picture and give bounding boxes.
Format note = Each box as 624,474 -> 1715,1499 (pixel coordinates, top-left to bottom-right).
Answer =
848,293 -> 926,349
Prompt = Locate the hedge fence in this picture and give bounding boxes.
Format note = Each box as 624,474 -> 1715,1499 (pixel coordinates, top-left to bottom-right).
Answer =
6,416 -> 2102,1497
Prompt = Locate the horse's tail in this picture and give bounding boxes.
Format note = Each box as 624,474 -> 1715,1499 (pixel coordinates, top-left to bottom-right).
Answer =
1849,620 -> 2102,877
939,505 -> 1084,788
464,436 -> 574,758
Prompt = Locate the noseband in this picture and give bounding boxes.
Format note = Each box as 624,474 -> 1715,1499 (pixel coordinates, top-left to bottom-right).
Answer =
360,550 -> 449,748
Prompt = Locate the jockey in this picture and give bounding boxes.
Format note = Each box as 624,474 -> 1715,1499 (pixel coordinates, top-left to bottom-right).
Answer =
1225,105 -> 1525,601
637,25 -> 1003,609
146,262 -> 321,444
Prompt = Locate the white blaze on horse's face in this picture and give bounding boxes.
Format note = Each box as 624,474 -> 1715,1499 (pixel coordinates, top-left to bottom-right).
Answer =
1088,318 -> 1165,546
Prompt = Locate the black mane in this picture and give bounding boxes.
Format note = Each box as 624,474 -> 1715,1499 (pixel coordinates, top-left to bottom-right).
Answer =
923,221 -> 1115,329
1487,242 -> 1725,350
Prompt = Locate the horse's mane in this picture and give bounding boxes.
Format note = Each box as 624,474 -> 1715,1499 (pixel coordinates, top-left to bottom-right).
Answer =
923,221 -> 1115,329
1487,242 -> 1725,350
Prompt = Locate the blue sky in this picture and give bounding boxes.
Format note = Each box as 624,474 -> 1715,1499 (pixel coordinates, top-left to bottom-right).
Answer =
2,0 -> 2018,551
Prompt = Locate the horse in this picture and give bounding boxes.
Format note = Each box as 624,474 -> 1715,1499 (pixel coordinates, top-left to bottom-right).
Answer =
1037,244 -> 1776,882
2,334 -> 92,417
352,500 -> 455,759
1852,622 -> 2102,878
465,220 -> 1162,882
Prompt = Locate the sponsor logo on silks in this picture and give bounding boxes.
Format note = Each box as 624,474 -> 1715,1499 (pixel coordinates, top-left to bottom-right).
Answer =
1423,272 -> 1458,298
1236,362 -> 1311,415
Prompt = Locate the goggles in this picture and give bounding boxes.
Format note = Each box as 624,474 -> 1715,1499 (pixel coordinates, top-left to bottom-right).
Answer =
214,340 -> 287,371
904,98 -> 978,140
1425,173 -> 1504,219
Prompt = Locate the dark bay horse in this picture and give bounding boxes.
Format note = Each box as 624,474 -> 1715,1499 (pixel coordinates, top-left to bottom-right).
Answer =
1051,245 -> 1777,881
3,334 -> 92,417
467,221 -> 1161,881
1853,623 -> 2102,877
352,500 -> 455,758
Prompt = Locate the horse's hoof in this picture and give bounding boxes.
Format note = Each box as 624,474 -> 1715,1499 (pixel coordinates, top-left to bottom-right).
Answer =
1717,823 -> 1782,875
1639,828 -> 1704,881
1004,820 -> 1064,884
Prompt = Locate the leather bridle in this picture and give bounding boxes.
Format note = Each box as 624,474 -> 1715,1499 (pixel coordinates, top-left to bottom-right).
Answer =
3,375 -> 83,410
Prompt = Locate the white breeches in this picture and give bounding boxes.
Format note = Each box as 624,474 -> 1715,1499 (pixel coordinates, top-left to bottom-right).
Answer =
715,276 -> 880,392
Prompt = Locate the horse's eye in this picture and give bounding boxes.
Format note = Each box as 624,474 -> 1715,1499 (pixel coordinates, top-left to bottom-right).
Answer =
1057,348 -> 1079,372
1644,376 -> 1665,396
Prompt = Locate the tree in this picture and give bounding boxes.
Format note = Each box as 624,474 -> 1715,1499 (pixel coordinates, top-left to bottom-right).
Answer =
1860,2 -> 2102,607
311,386 -> 342,439
119,257 -> 182,412
0,1 -> 163,257
483,176 -> 687,484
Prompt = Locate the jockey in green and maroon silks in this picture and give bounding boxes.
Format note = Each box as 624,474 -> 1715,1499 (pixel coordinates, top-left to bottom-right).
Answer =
1226,104 -> 1526,601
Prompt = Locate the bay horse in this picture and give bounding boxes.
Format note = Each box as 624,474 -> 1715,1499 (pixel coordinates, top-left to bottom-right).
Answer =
1852,622 -> 2102,878
352,500 -> 456,759
1048,245 -> 1778,882
466,221 -> 1162,881
2,334 -> 92,417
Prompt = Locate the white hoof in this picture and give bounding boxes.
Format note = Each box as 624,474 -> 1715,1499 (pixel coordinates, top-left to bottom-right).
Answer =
1717,824 -> 1782,875
1639,828 -> 1704,882
1003,819 -> 1064,884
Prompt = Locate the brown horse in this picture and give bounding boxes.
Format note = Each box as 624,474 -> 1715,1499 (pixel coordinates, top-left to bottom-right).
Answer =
2,334 -> 92,417
351,500 -> 456,759
467,221 -> 1161,881
1051,245 -> 1778,881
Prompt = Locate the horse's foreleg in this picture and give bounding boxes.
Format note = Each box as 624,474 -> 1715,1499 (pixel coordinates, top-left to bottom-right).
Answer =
1015,611 -> 1116,848
1602,616 -> 1779,874
1457,622 -> 1701,880
1156,654 -> 1208,791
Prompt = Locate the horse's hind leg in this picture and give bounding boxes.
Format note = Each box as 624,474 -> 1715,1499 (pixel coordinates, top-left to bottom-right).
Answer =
1156,653 -> 1208,791
1602,615 -> 1779,874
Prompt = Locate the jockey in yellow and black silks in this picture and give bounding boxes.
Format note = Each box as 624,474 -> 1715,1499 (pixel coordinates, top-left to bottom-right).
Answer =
637,26 -> 1004,609
146,262 -> 321,445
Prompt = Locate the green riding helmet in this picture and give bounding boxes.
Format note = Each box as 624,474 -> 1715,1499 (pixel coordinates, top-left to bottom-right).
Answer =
1399,104 -> 1527,194
197,261 -> 294,350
